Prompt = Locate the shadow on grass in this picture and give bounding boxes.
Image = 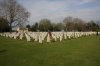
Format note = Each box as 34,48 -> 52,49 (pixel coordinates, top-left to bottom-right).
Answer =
0,49 -> 7,53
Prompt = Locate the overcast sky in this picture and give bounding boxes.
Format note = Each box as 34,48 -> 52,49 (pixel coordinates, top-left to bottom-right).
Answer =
18,0 -> 100,24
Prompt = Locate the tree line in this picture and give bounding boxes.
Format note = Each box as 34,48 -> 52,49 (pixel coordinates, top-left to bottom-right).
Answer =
0,0 -> 100,32
26,17 -> 100,32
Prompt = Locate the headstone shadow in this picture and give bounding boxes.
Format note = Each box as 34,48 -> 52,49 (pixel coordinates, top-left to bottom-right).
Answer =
0,49 -> 7,53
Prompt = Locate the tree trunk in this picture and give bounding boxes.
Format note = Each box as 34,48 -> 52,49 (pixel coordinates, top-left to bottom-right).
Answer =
9,23 -> 12,33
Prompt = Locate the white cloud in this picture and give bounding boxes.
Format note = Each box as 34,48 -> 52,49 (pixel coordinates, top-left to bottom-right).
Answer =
79,0 -> 94,4
18,0 -> 100,23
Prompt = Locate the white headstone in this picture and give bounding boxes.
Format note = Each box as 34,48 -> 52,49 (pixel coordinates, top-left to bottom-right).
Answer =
39,35 -> 42,43
25,33 -> 31,41
47,33 -> 50,42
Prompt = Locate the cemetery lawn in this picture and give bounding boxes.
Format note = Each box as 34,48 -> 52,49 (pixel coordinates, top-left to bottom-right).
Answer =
0,36 -> 100,66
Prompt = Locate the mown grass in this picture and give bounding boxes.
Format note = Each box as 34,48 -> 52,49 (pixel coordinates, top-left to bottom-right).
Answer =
0,35 -> 100,66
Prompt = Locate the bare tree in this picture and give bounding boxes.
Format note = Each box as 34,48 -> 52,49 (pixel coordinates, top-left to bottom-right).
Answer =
0,0 -> 30,32
63,16 -> 73,23
39,19 -> 52,31
63,16 -> 73,31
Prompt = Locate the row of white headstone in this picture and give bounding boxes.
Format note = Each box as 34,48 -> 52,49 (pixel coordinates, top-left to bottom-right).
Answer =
0,31 -> 99,43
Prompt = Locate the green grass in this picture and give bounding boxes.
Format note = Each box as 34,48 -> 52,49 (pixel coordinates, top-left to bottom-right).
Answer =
0,35 -> 100,66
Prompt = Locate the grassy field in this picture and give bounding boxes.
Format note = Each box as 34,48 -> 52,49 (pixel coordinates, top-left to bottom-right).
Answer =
0,35 -> 100,66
